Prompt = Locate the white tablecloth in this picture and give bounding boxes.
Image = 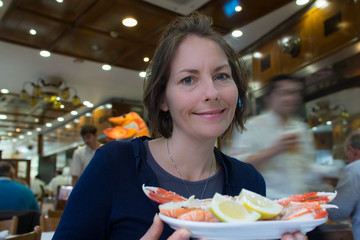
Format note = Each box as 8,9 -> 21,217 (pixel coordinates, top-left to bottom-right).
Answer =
2,231 -> 54,240
41,231 -> 55,240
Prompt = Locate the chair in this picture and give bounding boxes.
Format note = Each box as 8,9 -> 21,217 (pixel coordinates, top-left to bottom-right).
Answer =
48,209 -> 63,218
39,215 -> 60,232
0,215 -> 19,235
6,225 -> 41,240
0,210 -> 40,234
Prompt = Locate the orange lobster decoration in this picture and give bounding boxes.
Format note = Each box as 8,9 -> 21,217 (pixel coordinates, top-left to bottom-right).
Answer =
103,112 -> 149,140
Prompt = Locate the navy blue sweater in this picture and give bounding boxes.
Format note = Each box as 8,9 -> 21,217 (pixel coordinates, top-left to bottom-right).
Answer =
53,137 -> 265,239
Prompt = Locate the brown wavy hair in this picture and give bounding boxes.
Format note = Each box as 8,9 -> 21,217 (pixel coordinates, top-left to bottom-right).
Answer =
143,12 -> 248,138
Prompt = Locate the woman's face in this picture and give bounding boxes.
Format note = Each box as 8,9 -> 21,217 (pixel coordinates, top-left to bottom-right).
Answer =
161,35 -> 238,140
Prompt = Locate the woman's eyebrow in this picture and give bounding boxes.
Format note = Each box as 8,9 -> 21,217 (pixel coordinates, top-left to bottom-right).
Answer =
177,64 -> 230,75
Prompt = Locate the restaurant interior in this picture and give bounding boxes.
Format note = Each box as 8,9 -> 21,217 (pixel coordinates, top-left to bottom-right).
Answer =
0,0 -> 359,238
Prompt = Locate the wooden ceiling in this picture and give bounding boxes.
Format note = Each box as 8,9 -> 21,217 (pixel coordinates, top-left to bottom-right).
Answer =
0,0 -> 293,72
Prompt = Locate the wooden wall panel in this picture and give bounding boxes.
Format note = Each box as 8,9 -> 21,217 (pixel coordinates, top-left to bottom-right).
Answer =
309,0 -> 358,59
356,0 -> 360,35
252,37 -> 281,84
278,12 -> 314,74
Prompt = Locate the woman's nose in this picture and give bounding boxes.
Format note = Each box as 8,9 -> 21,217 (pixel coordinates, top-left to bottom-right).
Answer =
202,79 -> 219,101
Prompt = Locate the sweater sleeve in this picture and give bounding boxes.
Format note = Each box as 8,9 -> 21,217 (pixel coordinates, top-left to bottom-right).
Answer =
53,148 -> 114,240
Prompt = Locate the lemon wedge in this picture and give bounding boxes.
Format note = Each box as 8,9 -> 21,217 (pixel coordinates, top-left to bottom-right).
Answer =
237,189 -> 283,220
210,193 -> 261,222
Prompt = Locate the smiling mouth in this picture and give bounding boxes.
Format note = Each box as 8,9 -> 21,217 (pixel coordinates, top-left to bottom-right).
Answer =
195,109 -> 225,115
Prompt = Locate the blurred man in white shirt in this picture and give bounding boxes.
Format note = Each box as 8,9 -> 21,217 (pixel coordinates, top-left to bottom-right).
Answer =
70,125 -> 101,186
230,74 -> 316,199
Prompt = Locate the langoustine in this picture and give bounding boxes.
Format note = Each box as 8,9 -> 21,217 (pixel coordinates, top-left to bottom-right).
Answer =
142,185 -> 338,222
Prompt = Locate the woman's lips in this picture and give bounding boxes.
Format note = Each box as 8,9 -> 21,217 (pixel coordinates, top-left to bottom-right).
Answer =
194,109 -> 225,118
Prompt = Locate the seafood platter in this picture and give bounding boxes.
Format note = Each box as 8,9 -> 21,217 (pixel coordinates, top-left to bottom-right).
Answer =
143,185 -> 338,240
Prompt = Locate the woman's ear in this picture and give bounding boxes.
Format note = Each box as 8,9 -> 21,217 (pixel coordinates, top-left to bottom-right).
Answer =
160,99 -> 169,112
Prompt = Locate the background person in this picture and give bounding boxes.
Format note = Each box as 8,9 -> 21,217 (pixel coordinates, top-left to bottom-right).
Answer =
0,161 -> 39,211
70,124 -> 101,186
327,130 -> 360,240
53,13 -> 305,240
230,74 -> 316,199
46,168 -> 72,197
30,174 -> 46,200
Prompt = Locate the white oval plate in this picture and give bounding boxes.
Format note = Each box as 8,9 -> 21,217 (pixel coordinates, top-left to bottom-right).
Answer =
159,213 -> 327,240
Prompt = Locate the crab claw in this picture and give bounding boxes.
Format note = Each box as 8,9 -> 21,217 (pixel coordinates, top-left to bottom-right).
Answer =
276,191 -> 337,206
142,184 -> 187,204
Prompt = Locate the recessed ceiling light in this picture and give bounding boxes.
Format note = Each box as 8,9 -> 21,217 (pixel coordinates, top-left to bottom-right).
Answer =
102,64 -> 111,71
139,72 -> 146,78
296,0 -> 309,5
29,29 -> 37,35
36,127 -> 42,132
27,132 -> 33,136
0,114 -> 7,119
56,0 -> 63,3
122,18 -> 137,27
235,5 -> 242,12
0,1 -> 3,7
16,128 -> 21,132
315,0 -> 328,8
57,117 -> 64,122
253,52 -> 262,59
1,88 -> 9,94
40,50 -> 51,57
46,123 -> 53,127
71,111 -> 78,115
231,30 -> 243,38
143,57 -> 150,62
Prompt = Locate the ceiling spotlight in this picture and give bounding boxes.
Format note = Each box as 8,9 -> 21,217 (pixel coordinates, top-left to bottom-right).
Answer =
253,52 -> 263,59
296,0 -> 309,5
29,29 -> 37,35
139,72 -> 146,78
231,30 -> 243,38
122,17 -> 137,27
235,6 -> 242,12
102,64 -> 112,71
143,57 -> 150,62
40,50 -> 51,57
1,88 -> 9,94
0,1 -> 3,7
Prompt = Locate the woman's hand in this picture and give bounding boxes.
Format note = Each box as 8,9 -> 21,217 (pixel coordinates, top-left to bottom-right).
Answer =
281,232 -> 307,240
141,214 -> 191,240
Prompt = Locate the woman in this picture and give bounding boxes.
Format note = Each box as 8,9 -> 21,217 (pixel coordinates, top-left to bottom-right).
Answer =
53,12 -> 306,240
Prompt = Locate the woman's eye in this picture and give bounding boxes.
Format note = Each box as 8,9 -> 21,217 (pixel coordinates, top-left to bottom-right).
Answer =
181,77 -> 194,84
216,73 -> 230,81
